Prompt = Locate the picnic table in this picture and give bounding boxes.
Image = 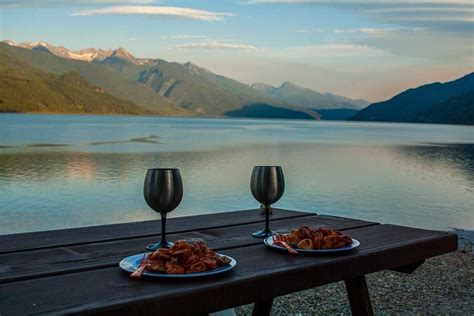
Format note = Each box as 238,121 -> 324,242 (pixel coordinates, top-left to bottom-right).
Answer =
0,209 -> 457,315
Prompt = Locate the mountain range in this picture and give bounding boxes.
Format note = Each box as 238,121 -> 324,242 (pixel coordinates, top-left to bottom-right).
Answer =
252,82 -> 368,110
0,40 -> 366,119
2,40 -> 146,64
252,81 -> 369,120
0,45 -> 158,115
1,40 -> 472,124
351,72 -> 474,125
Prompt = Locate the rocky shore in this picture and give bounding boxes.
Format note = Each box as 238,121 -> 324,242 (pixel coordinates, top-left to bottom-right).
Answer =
235,232 -> 473,315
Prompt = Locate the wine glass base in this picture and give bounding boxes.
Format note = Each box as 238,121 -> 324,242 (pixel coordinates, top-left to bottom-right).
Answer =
252,230 -> 273,239
146,241 -> 174,251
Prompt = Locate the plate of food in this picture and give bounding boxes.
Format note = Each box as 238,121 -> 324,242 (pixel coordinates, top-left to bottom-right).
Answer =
264,226 -> 360,254
120,239 -> 236,279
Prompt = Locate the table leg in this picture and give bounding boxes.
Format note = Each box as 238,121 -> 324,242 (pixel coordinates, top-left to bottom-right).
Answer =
344,276 -> 374,316
252,297 -> 274,316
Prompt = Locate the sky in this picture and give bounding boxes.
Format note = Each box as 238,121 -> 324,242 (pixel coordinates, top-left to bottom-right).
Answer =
0,0 -> 473,101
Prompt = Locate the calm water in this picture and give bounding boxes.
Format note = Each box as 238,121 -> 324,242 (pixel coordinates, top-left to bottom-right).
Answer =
0,113 -> 473,234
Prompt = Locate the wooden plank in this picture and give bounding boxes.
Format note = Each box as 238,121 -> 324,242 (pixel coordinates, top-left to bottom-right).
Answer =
344,276 -> 374,316
0,215 -> 378,283
0,208 -> 312,254
0,224 -> 457,315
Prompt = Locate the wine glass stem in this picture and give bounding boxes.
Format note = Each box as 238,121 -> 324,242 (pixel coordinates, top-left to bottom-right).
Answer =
265,204 -> 271,233
161,213 -> 168,247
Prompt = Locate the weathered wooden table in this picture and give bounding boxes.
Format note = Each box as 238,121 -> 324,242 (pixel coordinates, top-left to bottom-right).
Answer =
0,209 -> 457,315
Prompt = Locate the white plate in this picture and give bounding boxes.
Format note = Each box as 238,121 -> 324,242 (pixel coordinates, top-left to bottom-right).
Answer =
264,236 -> 360,254
119,253 -> 236,278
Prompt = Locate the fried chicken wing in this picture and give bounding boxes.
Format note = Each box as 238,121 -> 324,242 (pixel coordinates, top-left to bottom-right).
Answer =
297,238 -> 313,249
187,261 -> 207,273
165,261 -> 185,274
130,240 -> 232,278
149,248 -> 171,260
200,257 -> 218,269
149,260 -> 166,272
273,226 -> 353,253
273,235 -> 299,255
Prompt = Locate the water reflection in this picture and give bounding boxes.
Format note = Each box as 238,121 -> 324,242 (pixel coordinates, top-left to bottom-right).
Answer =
393,144 -> 474,184
1,142 -> 473,234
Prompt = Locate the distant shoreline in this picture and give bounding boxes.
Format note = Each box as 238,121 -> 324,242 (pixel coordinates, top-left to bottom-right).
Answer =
1,112 -> 473,126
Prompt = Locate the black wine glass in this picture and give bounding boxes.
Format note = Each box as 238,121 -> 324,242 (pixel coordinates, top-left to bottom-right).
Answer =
250,166 -> 285,238
144,168 -> 183,251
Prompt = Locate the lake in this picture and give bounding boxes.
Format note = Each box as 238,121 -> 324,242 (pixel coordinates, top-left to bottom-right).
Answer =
0,113 -> 473,235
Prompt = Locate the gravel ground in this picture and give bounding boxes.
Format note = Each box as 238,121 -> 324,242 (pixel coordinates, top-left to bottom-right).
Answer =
235,246 -> 473,315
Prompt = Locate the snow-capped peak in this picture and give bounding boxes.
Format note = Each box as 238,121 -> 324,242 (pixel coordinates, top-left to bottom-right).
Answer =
3,40 -> 112,62
2,40 -> 152,65
3,39 -> 15,46
109,47 -> 150,65
113,47 -> 133,58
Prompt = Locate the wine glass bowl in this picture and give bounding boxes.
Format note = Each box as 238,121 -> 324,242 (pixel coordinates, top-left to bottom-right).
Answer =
144,168 -> 183,251
250,166 -> 285,238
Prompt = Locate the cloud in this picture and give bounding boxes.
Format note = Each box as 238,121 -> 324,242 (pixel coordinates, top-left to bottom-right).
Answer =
362,5 -> 474,25
334,27 -> 425,35
248,0 -> 474,34
335,28 -> 394,34
246,0 -> 472,3
0,0 -> 154,7
364,6 -> 472,14
160,35 -> 207,40
388,15 -> 474,23
71,6 -> 234,21
173,40 -> 261,51
294,27 -> 425,36
170,41 -> 388,59
361,27 -> 474,62
279,43 -> 390,58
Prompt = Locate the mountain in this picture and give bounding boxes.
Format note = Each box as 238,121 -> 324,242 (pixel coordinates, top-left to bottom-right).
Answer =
316,108 -> 359,120
4,40 -> 154,65
3,40 -> 318,119
5,40 -> 471,124
251,82 -> 278,95
96,54 -> 319,117
0,42 -> 191,116
226,103 -> 316,120
5,40 -> 115,62
422,91 -> 474,125
252,81 -> 369,110
351,73 -> 474,124
0,46 -> 158,115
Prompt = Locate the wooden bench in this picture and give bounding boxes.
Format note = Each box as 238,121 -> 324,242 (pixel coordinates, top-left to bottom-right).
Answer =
0,209 -> 457,315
